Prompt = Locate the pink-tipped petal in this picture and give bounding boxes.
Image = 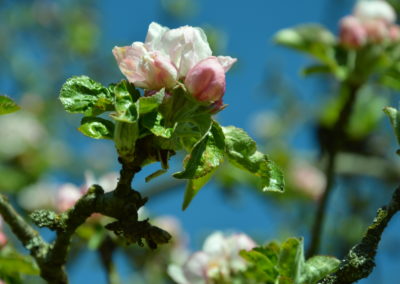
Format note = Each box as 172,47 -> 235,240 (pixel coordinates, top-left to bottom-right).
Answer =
184,57 -> 226,103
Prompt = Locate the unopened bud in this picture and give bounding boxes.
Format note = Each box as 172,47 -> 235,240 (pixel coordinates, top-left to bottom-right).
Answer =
184,57 -> 226,103
339,16 -> 367,48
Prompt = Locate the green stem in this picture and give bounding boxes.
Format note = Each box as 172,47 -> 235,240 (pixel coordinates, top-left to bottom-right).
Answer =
307,81 -> 361,257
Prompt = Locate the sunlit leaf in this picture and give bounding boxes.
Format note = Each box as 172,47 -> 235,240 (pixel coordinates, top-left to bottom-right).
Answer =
112,80 -> 138,123
59,75 -> 114,116
300,256 -> 340,283
222,126 -> 284,192
137,89 -> 165,115
182,169 -> 216,210
78,117 -> 114,139
0,95 -> 20,115
174,121 -> 224,179
274,24 -> 336,66
277,238 -> 304,282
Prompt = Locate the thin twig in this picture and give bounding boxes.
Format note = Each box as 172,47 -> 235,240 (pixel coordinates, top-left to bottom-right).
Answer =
307,81 -> 361,257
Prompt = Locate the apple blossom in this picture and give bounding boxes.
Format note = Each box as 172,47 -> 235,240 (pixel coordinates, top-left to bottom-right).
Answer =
184,57 -> 226,102
145,22 -> 213,78
354,0 -> 396,24
339,0 -> 400,47
113,22 -> 237,103
0,218 -> 7,247
113,43 -> 178,90
339,16 -> 368,48
289,162 -> 326,201
389,25 -> 400,41
168,231 -> 256,284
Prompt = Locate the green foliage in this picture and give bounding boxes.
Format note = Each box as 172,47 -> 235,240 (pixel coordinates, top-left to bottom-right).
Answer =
0,246 -> 40,283
384,106 -> 400,146
240,238 -> 340,284
0,95 -> 20,115
78,117 -> 115,139
274,24 -> 336,66
59,75 -> 114,116
111,80 -> 139,123
222,126 -> 285,193
59,75 -> 284,209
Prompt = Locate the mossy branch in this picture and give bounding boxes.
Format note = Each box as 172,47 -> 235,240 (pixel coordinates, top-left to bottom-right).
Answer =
0,159 -> 171,284
319,186 -> 400,284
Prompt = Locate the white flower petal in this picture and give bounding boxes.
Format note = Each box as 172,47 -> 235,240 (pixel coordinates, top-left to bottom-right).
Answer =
217,56 -> 237,72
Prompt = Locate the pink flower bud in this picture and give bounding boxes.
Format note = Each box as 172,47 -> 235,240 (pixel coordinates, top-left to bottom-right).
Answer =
0,218 -> 6,247
113,43 -> 178,90
184,57 -> 227,103
363,19 -> 389,43
339,16 -> 367,48
389,25 -> 400,41
0,232 -> 7,247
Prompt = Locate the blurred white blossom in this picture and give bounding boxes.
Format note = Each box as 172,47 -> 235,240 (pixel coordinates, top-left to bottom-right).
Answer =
289,161 -> 326,200
168,231 -> 256,284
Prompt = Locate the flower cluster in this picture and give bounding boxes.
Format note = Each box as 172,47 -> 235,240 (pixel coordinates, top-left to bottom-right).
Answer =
339,0 -> 400,48
113,22 -> 236,104
168,231 -> 256,284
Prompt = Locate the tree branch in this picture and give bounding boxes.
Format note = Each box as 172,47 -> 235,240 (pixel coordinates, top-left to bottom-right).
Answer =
319,186 -> 400,284
0,158 -> 171,283
0,194 -> 48,259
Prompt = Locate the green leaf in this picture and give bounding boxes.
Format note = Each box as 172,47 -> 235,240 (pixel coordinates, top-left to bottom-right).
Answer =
112,80 -> 138,123
277,238 -> 304,283
59,75 -> 113,116
274,24 -> 336,66
301,64 -> 332,76
78,117 -> 115,139
0,249 -> 39,275
0,95 -> 20,115
141,112 -> 174,138
182,169 -> 216,210
384,106 -> 400,145
240,244 -> 280,282
137,89 -> 165,114
299,256 -> 340,284
173,121 -> 224,179
222,126 -> 284,192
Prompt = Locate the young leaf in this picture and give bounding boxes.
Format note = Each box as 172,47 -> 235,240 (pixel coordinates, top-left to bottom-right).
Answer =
222,126 -> 284,193
0,248 -> 40,275
112,80 -> 138,123
173,121 -> 224,179
274,24 -> 336,66
384,106 -> 400,145
59,75 -> 113,116
182,169 -> 216,210
137,89 -> 165,114
240,245 -> 280,282
299,256 -> 340,284
141,112 -> 174,138
78,117 -> 115,139
277,238 -> 304,283
0,95 -> 20,115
